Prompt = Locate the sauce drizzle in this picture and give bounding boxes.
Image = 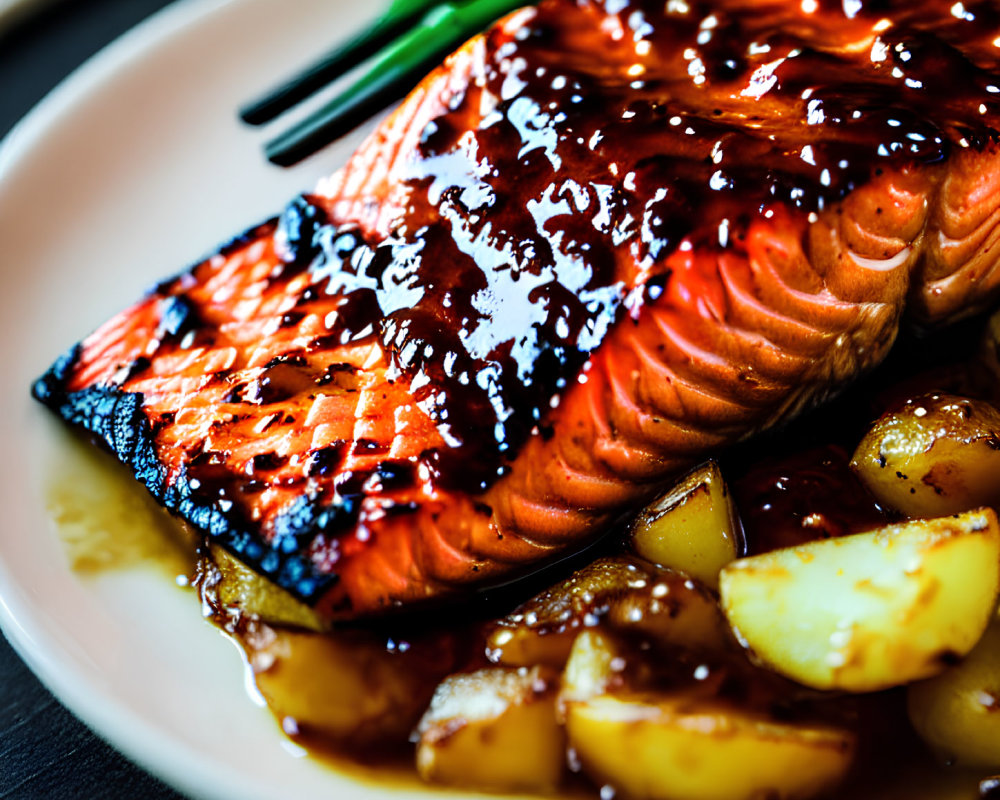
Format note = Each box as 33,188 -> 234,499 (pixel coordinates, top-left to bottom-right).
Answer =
283,0 -> 1000,491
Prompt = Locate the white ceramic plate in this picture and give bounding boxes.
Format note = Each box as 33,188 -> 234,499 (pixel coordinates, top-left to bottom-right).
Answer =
0,2 -> 984,799
0,1 -> 463,798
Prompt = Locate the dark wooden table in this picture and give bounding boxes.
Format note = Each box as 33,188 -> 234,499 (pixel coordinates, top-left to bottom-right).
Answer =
0,6 -> 189,797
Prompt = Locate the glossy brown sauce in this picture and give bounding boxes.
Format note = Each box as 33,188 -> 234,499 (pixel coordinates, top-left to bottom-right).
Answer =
211,570 -> 989,800
44,425 -> 196,577
46,362 -> 997,799
274,0 -> 1000,494
733,443 -> 889,553
103,0 -> 1000,605
41,0 -> 1000,793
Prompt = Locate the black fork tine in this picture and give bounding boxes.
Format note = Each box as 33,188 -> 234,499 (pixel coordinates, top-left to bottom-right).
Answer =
239,0 -> 441,125
263,44 -> 453,166
262,0 -> 526,166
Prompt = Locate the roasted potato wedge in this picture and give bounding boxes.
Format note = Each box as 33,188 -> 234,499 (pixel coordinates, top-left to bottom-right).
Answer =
908,620 -> 1000,768
851,394 -> 1000,518
630,461 -> 741,588
245,625 -> 451,746
566,694 -> 854,800
561,630 -> 855,800
209,544 -> 328,631
720,510 -> 1000,692
415,666 -> 565,793
486,556 -> 726,668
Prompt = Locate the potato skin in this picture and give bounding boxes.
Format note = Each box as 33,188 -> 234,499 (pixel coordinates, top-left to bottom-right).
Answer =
851,394 -> 1000,518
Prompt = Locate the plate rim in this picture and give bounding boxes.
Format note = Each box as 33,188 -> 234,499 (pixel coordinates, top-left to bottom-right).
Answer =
0,2 -> 343,799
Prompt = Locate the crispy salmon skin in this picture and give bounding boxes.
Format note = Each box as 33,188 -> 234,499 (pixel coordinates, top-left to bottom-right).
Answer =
34,0 -> 1000,619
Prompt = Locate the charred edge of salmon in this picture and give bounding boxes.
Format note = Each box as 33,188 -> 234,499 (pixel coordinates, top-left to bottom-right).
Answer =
32,361 -> 340,604
31,220 -> 341,606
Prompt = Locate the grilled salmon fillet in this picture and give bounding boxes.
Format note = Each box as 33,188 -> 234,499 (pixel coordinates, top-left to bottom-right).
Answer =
34,0 -> 1000,619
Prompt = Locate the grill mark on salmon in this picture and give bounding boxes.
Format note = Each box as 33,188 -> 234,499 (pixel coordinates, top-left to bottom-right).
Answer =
33,0 -> 1000,618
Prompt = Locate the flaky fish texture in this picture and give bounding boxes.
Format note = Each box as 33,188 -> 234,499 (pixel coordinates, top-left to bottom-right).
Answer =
35,0 -> 1000,618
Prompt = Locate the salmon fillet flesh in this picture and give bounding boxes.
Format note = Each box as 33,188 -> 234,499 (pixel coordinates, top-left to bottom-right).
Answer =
33,0 -> 1000,619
